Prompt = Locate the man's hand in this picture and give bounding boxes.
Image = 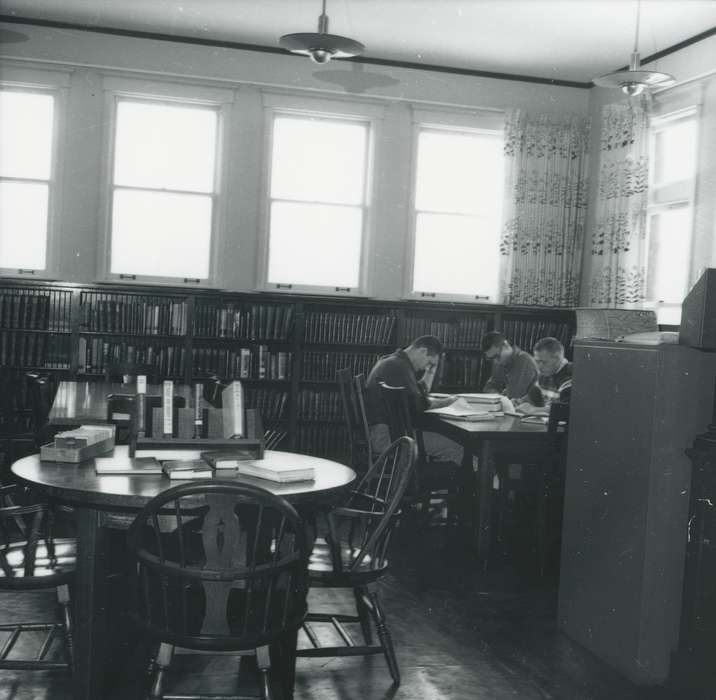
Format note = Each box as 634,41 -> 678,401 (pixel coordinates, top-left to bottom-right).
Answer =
428,395 -> 459,409
517,401 -> 548,416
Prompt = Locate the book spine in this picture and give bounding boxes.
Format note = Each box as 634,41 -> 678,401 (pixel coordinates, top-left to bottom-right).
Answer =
162,380 -> 174,437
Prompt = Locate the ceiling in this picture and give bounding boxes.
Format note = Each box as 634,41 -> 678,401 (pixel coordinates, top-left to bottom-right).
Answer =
1,0 -> 715,84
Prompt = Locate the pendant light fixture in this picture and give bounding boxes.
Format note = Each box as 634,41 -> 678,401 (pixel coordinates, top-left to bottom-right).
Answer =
279,0 -> 365,64
593,0 -> 675,96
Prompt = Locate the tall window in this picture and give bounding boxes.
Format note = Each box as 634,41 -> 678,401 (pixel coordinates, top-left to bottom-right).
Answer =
0,89 -> 55,272
646,108 -> 698,325
266,113 -> 369,291
411,126 -> 504,300
109,98 -> 219,281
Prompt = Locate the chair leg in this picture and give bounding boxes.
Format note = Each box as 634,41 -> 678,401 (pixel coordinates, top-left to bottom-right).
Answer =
363,589 -> 400,686
256,645 -> 273,700
354,585 -> 373,644
56,583 -> 74,666
148,642 -> 173,700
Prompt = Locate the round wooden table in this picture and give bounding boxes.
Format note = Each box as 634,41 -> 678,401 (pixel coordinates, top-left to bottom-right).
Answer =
12,447 -> 355,700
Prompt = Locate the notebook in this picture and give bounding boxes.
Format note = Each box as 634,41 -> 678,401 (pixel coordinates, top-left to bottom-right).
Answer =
161,459 -> 214,479
235,455 -> 314,484
94,456 -> 162,475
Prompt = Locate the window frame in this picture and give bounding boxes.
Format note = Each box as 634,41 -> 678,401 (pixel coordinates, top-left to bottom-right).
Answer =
98,76 -> 234,287
404,108 -> 506,303
257,93 -> 382,297
0,66 -> 70,279
644,105 -> 700,324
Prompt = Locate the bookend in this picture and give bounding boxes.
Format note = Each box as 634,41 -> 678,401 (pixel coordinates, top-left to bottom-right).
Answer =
128,397 -> 264,459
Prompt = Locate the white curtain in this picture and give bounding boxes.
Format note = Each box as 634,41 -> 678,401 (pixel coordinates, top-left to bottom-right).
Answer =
499,110 -> 590,307
587,99 -> 650,306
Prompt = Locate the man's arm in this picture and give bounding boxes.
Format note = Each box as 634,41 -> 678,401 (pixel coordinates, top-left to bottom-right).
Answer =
505,355 -> 539,400
483,364 -> 507,394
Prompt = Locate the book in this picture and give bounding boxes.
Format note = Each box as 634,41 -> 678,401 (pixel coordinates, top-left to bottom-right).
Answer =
201,450 -> 256,469
425,397 -> 495,421
222,380 -> 245,438
162,459 -> 214,479
236,456 -> 314,484
95,456 -> 162,475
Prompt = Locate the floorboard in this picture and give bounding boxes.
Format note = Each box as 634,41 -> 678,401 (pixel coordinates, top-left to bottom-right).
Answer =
0,519 -> 705,699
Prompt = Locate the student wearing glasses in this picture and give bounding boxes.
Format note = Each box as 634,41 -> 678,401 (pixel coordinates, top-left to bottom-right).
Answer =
481,331 -> 539,400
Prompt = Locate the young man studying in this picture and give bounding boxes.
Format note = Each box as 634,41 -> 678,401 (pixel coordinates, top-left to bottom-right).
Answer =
517,337 -> 573,416
365,335 -> 462,463
481,331 -> 539,400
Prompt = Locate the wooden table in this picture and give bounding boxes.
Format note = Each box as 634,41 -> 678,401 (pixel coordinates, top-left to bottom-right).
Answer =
423,413 -> 563,570
13,446 -> 355,700
48,380 -> 196,426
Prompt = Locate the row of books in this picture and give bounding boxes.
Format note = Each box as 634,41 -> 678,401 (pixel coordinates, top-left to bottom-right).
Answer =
303,311 -> 396,345
294,424 -> 349,463
298,389 -> 342,422
244,388 -> 289,423
1,331 -> 71,369
399,315 -> 490,349
0,293 -> 55,331
80,295 -> 188,335
435,352 -> 485,389
77,338 -> 185,376
191,347 -> 292,380
500,319 -> 573,353
302,351 -> 381,382
194,303 -> 294,340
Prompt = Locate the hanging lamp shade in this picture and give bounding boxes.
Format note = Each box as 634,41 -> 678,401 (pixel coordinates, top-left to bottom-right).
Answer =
279,0 -> 364,64
592,1 -> 675,96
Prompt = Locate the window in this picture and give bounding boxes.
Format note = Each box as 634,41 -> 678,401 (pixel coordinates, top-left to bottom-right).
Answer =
646,108 -> 699,325
0,89 -> 55,272
108,97 -> 219,281
411,125 -> 504,300
265,113 -> 370,291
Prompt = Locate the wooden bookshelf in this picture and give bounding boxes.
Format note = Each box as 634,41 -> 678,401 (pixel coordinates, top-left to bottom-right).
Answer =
0,279 -> 575,464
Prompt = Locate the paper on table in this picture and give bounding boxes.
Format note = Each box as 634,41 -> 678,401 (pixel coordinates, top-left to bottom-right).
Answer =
425,397 -> 494,420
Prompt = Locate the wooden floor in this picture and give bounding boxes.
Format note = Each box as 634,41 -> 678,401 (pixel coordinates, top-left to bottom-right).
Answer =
0,520 -> 703,700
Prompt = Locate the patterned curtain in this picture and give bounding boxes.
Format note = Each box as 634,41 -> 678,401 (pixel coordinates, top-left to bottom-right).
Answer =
499,110 -> 589,306
587,99 -> 650,305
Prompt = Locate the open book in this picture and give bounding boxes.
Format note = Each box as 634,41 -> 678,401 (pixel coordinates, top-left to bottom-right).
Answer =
425,397 -> 495,421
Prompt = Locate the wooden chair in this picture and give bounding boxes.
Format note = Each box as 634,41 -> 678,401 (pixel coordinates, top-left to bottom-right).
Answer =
25,372 -> 59,447
0,484 -> 75,671
378,382 -> 463,527
336,368 -> 373,474
296,436 -> 418,686
126,480 -> 311,700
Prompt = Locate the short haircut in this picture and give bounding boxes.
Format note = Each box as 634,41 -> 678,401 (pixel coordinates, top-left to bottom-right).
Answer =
481,331 -> 507,353
534,337 -> 564,356
409,335 -> 443,355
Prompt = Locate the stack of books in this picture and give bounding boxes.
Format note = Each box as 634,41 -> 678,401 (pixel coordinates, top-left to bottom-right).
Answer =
162,459 -> 214,479
457,393 -> 504,413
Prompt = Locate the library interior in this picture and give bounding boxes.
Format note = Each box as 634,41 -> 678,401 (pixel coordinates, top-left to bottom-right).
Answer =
1,2 -> 716,699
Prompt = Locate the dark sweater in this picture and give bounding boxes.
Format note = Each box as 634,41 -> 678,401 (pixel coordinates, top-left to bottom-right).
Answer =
365,349 -> 428,425
527,361 -> 573,407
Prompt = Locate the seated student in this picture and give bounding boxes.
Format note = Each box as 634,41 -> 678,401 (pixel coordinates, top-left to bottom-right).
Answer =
481,331 -> 539,400
517,337 -> 573,415
365,335 -> 463,463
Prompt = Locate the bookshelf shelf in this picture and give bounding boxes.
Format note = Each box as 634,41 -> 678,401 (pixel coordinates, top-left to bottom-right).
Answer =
0,280 -> 575,464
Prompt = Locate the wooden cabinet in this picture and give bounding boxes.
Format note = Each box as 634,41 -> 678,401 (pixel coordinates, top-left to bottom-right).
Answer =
557,340 -> 716,685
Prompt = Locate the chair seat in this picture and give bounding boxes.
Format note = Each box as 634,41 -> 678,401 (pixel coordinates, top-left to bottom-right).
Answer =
307,539 -> 387,585
0,537 -> 76,587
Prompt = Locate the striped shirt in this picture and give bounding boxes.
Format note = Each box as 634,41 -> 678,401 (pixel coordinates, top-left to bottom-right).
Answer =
527,361 -> 573,408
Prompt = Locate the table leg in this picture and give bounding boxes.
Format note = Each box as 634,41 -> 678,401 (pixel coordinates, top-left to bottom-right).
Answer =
475,442 -> 496,571
73,507 -> 110,700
